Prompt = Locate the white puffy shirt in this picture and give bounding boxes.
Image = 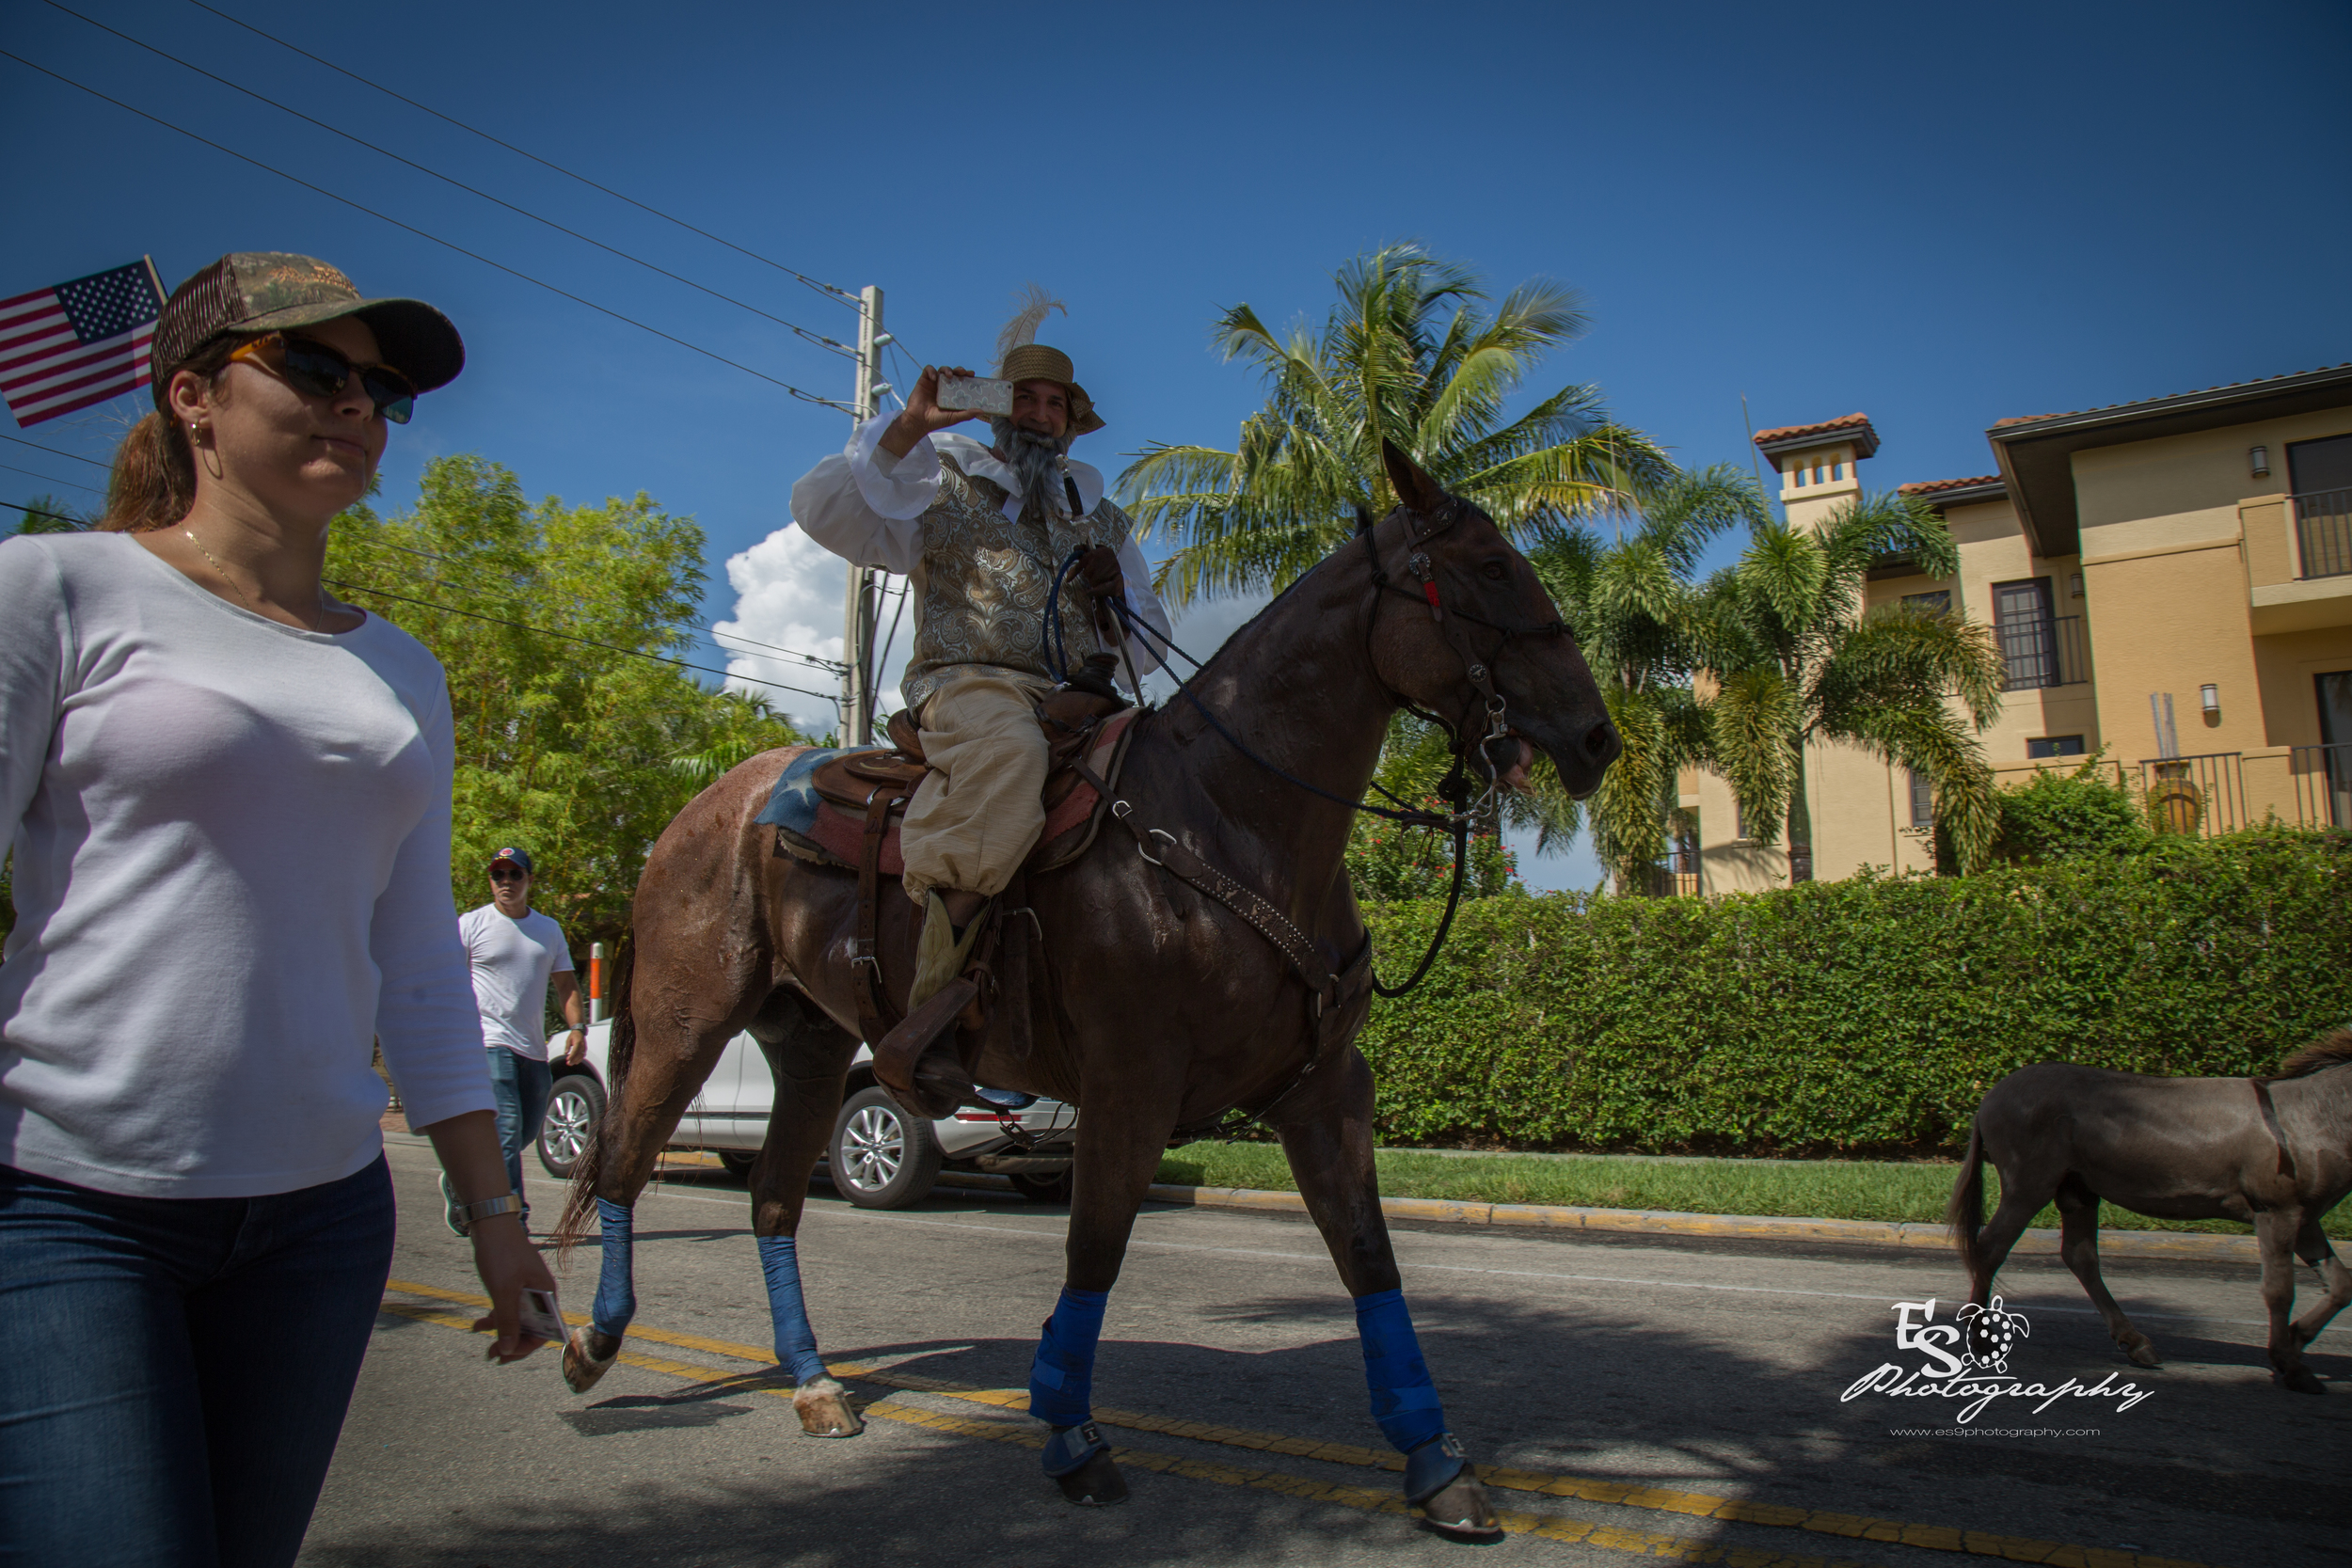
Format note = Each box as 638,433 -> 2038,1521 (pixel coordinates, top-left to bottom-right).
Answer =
0,531 -> 493,1198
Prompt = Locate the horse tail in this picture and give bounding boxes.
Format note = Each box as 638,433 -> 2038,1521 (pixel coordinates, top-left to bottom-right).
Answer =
555,927 -> 636,1259
1945,1116 -> 1987,1283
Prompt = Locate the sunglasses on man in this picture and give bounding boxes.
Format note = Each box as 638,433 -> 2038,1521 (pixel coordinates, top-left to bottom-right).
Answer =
489,865 -> 529,883
226,332 -> 420,424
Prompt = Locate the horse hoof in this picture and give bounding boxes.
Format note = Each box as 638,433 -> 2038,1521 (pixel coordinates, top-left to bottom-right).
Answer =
1053,1448 -> 1128,1507
793,1376 -> 864,1437
1418,1476 -> 1502,1539
2121,1332 -> 2162,1369
562,1328 -> 621,1395
2274,1367 -> 2327,1395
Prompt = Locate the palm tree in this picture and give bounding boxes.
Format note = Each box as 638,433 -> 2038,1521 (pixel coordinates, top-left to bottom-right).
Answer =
1696,494 -> 2005,883
1527,467 -> 1771,890
1117,244 -> 1675,609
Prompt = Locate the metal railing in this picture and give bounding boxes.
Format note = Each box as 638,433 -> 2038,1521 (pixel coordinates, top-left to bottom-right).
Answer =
2291,741 -> 2352,829
2137,752 -> 2250,838
2296,487 -> 2352,579
1998,613 -> 2091,691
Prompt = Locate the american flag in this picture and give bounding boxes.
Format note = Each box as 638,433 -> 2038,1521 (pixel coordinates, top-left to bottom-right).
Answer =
1,259 -> 168,428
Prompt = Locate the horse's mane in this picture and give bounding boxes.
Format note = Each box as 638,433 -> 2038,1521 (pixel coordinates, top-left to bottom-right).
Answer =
2273,1029 -> 2352,1080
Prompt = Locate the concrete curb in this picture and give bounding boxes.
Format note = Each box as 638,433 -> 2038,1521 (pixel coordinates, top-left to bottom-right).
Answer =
1107,1179 -> 2260,1263
391,1132 -> 2257,1264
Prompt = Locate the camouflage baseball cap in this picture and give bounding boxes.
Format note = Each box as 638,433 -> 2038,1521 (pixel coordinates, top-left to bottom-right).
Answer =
151,252 -> 465,407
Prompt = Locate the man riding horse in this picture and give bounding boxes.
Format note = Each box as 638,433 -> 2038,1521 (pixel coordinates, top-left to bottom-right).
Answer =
791,297 -> 1168,1072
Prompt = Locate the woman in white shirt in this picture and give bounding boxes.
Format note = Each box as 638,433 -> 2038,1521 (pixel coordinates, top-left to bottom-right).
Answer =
0,253 -> 555,1567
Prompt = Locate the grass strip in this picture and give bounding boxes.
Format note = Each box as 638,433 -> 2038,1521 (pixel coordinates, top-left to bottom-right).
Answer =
1156,1143 -> 2350,1239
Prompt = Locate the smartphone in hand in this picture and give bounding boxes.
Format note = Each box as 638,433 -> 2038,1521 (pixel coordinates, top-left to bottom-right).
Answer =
936,375 -> 1013,416
518,1288 -> 564,1344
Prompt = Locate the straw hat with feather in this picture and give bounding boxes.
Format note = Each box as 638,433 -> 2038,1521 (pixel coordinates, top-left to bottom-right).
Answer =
993,286 -> 1103,436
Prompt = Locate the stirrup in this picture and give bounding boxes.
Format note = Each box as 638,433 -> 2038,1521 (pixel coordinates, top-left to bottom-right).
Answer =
873,976 -> 978,1118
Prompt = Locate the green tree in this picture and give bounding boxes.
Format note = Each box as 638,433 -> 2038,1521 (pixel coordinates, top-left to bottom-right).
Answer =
1117,244 -> 1677,880
1527,467 -> 1771,891
1969,751 -> 2152,866
8,492 -> 90,535
326,456 -> 807,952
1697,494 -> 2006,883
1117,243 -> 1675,608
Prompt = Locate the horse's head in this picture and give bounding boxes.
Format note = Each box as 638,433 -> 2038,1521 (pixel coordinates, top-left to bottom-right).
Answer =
1362,441 -> 1620,799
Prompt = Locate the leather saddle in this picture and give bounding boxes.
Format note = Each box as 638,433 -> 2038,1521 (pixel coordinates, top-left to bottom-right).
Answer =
794,662 -> 1138,1116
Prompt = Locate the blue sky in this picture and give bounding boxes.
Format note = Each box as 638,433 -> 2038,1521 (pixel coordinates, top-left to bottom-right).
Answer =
11,0 -> 2351,889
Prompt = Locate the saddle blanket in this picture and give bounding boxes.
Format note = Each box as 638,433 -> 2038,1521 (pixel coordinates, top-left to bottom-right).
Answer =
752,711 -> 1137,877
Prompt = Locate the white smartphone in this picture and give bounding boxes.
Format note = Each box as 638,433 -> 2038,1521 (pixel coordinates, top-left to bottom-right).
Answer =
936,374 -> 1013,416
518,1288 -> 564,1343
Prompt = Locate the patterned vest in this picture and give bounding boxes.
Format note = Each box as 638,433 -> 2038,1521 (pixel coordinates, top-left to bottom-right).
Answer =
898,454 -> 1139,715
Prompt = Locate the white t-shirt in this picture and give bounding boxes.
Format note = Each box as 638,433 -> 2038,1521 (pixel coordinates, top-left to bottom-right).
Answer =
459,904 -> 573,1059
0,531 -> 494,1199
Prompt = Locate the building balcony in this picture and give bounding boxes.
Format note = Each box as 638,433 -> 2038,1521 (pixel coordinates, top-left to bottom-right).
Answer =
1997,614 -> 2091,691
2134,744 -> 2352,836
2245,490 -> 2352,632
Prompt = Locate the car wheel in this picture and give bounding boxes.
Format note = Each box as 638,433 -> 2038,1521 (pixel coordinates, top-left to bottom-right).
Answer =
1010,1170 -> 1073,1205
718,1149 -> 758,1178
538,1074 -> 605,1180
828,1086 -> 943,1209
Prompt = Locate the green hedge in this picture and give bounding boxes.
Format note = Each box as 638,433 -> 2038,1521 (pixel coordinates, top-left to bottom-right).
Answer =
1355,828 -> 2352,1155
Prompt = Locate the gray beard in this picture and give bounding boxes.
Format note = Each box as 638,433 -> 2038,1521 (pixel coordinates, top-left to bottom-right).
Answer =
992,418 -> 1073,520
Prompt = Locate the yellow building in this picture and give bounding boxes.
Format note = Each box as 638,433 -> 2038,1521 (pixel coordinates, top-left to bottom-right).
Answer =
1683,364 -> 2352,893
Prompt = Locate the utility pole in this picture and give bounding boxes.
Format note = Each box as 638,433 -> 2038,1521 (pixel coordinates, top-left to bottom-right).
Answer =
840,285 -> 890,743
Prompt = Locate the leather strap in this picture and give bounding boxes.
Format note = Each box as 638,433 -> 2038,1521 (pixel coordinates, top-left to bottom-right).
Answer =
1076,759 -> 1375,1130
851,786 -> 906,1045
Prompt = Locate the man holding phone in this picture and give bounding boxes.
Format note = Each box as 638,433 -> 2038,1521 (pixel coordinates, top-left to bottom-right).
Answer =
442,846 -> 584,1235
791,298 -> 1170,1038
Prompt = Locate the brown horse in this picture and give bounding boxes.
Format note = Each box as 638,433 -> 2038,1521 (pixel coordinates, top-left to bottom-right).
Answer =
554,443 -> 1617,1531
1947,1034 -> 2352,1393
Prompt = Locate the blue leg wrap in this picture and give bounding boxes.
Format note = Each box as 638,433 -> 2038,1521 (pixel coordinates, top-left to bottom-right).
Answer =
756,1235 -> 830,1385
1026,1287 -> 1108,1429
1354,1289 -> 1447,1455
1041,1418 -> 1110,1478
591,1197 -> 636,1338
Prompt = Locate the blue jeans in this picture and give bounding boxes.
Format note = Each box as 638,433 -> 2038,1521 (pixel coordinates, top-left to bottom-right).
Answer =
487,1046 -> 553,1216
0,1156 -> 396,1568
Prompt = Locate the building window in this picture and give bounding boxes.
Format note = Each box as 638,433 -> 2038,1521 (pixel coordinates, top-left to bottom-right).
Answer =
1734,797 -> 1749,842
1903,589 -> 1952,615
1789,464 -> 1804,487
1994,578 -> 2059,689
2026,736 -> 2087,759
1831,462 -> 1844,481
1907,768 -> 1933,827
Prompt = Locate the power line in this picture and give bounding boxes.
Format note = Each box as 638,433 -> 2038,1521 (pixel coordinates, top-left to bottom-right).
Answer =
707,629 -> 850,674
40,1 -> 856,365
0,51 -> 859,416
1,433 -> 110,468
323,575 -> 842,705
1,463 -> 103,496
183,0 -> 859,309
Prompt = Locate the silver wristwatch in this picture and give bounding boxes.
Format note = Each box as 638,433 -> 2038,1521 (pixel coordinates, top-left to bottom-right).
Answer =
457,1193 -> 523,1225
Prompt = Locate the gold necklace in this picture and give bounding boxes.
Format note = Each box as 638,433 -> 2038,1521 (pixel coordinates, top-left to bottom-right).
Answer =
183,529 -> 327,632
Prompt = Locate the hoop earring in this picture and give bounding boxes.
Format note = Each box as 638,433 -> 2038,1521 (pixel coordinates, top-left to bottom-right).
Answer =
191,421 -> 225,482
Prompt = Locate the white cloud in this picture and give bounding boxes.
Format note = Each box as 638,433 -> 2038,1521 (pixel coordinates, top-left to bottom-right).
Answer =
1137,587 -> 1272,703
714,524 -> 850,735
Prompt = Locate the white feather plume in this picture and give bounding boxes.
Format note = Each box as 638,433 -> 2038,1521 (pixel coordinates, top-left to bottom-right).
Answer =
994,284 -> 1065,371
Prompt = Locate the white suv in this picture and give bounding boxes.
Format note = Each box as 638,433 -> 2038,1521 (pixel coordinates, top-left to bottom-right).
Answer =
534,1021 -> 1077,1209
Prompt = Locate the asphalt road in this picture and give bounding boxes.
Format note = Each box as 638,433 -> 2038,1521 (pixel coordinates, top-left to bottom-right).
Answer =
295,1136 -> 2349,1568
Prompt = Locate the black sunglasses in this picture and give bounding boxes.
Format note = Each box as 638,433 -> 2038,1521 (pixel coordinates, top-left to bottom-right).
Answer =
489,865 -> 528,882
228,332 -> 419,424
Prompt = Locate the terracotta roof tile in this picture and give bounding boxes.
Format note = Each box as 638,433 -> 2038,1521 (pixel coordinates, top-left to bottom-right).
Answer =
1898,475 -> 2001,495
1994,363 -> 2352,429
1751,412 -> 1873,447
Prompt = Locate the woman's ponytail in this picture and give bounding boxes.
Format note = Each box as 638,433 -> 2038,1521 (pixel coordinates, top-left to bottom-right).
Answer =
97,337 -> 244,534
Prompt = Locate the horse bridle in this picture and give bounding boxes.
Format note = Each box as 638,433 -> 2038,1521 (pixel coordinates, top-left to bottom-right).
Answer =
1352,499 -> 1571,810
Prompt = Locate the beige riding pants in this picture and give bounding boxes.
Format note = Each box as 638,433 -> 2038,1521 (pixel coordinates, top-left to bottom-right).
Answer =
900,667 -> 1057,901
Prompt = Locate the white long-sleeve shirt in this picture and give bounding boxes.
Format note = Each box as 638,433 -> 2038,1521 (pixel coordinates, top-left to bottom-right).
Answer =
0,531 -> 493,1199
792,415 -> 1171,690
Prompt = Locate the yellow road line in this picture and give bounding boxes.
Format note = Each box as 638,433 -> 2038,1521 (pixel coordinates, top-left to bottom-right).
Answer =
381,1279 -> 2217,1568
